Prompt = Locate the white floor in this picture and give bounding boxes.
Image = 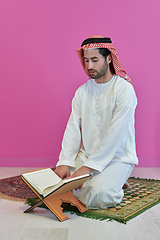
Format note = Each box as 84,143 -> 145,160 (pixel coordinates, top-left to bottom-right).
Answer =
0,167 -> 160,240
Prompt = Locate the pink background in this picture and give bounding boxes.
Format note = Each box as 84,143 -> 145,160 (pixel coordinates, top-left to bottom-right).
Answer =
0,0 -> 159,167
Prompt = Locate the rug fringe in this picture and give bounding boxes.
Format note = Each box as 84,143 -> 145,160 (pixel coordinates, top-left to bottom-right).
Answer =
0,192 -> 25,202
72,210 -> 127,224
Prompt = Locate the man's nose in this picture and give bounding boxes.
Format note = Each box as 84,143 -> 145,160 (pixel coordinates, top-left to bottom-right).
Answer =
88,61 -> 94,69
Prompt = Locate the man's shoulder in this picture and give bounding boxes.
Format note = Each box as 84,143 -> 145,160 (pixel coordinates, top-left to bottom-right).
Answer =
73,79 -> 94,101
75,79 -> 93,92
113,76 -> 137,103
114,75 -> 135,92
114,75 -> 132,85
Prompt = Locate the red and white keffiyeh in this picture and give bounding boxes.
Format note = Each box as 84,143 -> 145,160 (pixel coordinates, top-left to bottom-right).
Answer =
76,35 -> 132,84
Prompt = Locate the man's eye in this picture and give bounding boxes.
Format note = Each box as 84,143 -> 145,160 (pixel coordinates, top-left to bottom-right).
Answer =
93,60 -> 98,62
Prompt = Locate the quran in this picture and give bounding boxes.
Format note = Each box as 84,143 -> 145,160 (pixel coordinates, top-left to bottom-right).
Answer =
21,168 -> 91,197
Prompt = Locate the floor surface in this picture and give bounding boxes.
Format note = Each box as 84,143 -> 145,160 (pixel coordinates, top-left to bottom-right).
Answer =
0,167 -> 160,240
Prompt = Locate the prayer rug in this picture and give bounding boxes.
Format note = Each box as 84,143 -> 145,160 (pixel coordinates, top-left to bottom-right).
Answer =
0,175 -> 36,202
0,175 -> 160,224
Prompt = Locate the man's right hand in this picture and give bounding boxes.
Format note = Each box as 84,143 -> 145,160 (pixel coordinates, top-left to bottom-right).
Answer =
54,165 -> 70,179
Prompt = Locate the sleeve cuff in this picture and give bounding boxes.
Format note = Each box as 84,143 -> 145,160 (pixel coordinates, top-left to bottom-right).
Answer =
83,161 -> 103,172
56,160 -> 76,169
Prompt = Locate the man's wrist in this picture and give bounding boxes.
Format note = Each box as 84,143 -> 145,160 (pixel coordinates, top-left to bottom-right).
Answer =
83,166 -> 98,177
80,166 -> 92,174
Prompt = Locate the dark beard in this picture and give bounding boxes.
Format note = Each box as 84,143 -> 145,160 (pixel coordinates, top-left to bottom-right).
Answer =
88,62 -> 108,79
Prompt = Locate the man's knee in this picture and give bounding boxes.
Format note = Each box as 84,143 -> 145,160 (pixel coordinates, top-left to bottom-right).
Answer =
74,172 -> 125,208
85,182 -> 124,208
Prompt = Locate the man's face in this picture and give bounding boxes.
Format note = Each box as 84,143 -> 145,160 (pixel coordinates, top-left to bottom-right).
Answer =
83,49 -> 109,79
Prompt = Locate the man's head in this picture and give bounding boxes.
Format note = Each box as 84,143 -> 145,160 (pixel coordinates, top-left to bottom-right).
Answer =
83,47 -> 115,79
76,35 -> 132,84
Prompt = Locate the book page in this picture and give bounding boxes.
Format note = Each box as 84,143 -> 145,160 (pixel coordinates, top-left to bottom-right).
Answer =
22,168 -> 62,193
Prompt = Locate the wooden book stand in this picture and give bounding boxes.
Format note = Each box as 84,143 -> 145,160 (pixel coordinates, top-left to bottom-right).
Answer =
24,191 -> 88,221
21,173 -> 89,221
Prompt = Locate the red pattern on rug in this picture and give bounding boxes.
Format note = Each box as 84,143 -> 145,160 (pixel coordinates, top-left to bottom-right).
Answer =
0,175 -> 36,200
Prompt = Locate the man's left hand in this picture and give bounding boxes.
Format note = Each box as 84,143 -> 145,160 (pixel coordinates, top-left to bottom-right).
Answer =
70,166 -> 92,190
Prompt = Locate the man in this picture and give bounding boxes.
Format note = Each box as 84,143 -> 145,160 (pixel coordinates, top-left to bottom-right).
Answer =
54,35 -> 138,209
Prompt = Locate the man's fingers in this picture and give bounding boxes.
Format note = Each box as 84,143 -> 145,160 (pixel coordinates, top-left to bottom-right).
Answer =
78,183 -> 83,189
54,165 -> 70,179
66,172 -> 70,178
74,183 -> 83,191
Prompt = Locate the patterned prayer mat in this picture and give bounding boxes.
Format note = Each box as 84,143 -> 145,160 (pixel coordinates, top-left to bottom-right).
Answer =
0,175 -> 160,224
75,177 -> 160,223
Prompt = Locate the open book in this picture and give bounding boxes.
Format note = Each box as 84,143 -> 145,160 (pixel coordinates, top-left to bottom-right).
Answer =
21,168 -> 91,197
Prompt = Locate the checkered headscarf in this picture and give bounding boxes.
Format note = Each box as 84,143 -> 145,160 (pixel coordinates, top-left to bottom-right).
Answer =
76,35 -> 132,84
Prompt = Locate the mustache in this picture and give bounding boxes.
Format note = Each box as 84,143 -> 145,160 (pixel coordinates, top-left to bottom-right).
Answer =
88,69 -> 97,72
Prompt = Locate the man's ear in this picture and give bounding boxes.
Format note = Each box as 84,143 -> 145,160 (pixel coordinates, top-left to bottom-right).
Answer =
107,54 -> 112,64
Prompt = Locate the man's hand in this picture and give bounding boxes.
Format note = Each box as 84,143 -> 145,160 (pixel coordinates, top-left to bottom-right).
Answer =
54,165 -> 70,179
70,166 -> 92,190
71,166 -> 92,178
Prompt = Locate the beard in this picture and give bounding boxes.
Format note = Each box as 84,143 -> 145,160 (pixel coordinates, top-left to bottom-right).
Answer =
88,62 -> 108,79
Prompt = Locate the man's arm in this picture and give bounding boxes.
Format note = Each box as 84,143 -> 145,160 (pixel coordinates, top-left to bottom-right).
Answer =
56,87 -> 82,169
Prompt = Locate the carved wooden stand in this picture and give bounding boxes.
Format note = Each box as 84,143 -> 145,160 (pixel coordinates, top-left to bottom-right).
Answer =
24,191 -> 88,221
21,171 -> 90,221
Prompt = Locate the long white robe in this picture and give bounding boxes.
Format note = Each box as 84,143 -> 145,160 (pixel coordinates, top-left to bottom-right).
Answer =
57,75 -> 138,171
56,75 -> 138,208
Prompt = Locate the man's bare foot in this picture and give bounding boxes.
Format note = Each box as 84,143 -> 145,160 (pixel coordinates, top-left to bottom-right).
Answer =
123,182 -> 130,189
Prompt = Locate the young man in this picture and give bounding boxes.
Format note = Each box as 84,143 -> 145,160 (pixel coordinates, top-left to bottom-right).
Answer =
54,35 -> 138,209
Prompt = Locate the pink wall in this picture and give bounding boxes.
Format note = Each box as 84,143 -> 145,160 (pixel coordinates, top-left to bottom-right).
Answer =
0,0 -> 159,167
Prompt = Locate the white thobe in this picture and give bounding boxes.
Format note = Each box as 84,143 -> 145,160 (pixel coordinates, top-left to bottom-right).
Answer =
57,75 -> 138,172
56,75 -> 138,208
